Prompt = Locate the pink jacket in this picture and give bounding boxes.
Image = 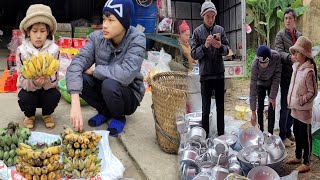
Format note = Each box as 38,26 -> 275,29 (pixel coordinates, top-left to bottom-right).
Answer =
287,60 -> 318,124
16,39 -> 60,92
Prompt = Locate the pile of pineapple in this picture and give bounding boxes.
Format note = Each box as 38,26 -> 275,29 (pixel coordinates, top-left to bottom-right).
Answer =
15,140 -> 63,180
19,52 -> 60,79
0,122 -> 31,167
61,126 -> 102,179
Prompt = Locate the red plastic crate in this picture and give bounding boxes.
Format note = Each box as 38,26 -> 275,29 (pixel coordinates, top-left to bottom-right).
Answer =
73,38 -> 88,49
56,37 -> 73,48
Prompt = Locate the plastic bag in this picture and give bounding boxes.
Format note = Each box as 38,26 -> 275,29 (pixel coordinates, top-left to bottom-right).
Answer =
2,131 -> 125,180
7,37 -> 24,53
58,53 -> 73,79
209,98 -> 217,138
140,59 -> 156,88
280,170 -> 298,180
149,48 -> 171,79
158,18 -> 173,32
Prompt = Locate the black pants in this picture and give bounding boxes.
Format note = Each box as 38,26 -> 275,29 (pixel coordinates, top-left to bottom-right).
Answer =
18,88 -> 61,117
201,78 -> 224,136
257,85 -> 275,134
279,84 -> 293,140
293,117 -> 312,165
80,73 -> 139,123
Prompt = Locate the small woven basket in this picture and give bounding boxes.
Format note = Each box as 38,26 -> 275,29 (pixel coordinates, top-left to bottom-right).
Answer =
150,72 -> 191,154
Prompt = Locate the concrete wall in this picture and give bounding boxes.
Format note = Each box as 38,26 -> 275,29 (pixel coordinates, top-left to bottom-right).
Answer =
297,0 -> 320,43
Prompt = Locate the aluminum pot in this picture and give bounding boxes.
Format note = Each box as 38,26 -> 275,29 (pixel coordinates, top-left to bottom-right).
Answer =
247,166 -> 280,180
176,120 -> 188,134
239,127 -> 264,148
237,145 -> 287,174
180,149 -> 199,167
228,162 -> 242,175
189,126 -> 206,143
181,164 -> 197,180
193,172 -> 211,180
263,133 -> 285,160
207,139 -> 229,166
211,165 -> 229,180
214,131 -> 238,149
185,112 -> 202,128
242,146 -> 268,165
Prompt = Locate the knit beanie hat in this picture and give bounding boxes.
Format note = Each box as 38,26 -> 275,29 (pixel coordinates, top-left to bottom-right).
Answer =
179,20 -> 190,33
200,1 -> 217,17
102,0 -> 134,30
19,4 -> 57,35
256,45 -> 271,63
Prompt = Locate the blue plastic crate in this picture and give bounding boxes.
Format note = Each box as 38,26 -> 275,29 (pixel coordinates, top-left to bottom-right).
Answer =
132,18 -> 157,33
133,1 -> 157,18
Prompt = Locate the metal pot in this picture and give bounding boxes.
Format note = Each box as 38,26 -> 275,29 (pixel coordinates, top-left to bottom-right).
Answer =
189,126 -> 206,143
211,165 -> 229,180
207,139 -> 229,166
185,112 -> 202,128
228,162 -> 242,175
180,149 -> 199,167
181,164 -> 197,180
176,120 -> 188,134
242,146 -> 268,165
214,131 -> 238,149
247,166 -> 280,180
193,172 -> 211,180
239,127 -> 264,148
264,133 -> 285,160
237,145 -> 287,174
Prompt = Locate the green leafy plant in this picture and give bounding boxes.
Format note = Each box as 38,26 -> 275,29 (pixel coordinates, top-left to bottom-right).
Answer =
276,0 -> 309,29
246,0 -> 308,46
246,48 -> 256,77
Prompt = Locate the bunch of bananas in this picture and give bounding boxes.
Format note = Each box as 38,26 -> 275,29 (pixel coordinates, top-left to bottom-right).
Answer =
0,122 -> 31,167
15,142 -> 63,180
59,47 -> 80,56
19,52 -> 60,79
61,126 -> 102,179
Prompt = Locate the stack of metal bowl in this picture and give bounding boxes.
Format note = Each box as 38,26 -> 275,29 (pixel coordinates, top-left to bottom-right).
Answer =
237,127 -> 287,175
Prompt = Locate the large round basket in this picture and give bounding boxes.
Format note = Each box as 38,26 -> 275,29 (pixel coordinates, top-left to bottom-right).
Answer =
150,72 -> 191,154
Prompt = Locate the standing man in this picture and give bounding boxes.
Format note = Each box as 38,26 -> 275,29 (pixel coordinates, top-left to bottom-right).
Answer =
191,1 -> 230,136
275,8 -> 302,146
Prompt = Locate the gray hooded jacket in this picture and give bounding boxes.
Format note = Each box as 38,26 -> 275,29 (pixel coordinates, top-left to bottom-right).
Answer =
66,27 -> 146,103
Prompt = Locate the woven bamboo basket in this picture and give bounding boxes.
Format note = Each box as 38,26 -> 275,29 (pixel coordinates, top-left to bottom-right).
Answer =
150,72 -> 191,154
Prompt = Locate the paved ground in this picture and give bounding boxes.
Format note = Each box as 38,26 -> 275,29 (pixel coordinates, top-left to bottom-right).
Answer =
0,49 -> 179,180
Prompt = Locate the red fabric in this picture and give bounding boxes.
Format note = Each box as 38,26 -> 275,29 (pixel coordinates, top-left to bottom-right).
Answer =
287,28 -> 297,44
179,20 -> 190,33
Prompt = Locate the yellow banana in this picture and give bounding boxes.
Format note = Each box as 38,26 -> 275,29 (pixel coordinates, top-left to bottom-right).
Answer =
44,52 -> 50,62
28,61 -> 36,77
46,60 -> 56,76
47,54 -> 54,65
20,66 -> 33,79
54,60 -> 59,71
42,56 -> 48,75
31,55 -> 37,67
38,52 -> 43,67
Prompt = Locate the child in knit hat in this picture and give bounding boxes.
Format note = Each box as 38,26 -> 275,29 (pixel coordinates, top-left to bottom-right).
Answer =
250,45 -> 282,134
66,0 -> 146,136
286,36 -> 318,173
16,4 -> 61,130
